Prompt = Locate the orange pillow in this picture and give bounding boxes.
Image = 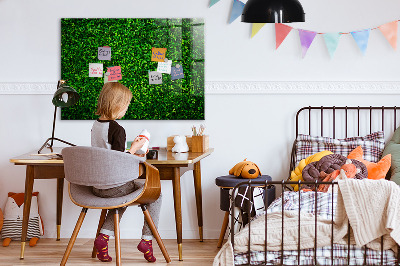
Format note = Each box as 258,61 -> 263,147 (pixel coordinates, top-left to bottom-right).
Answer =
347,146 -> 391,180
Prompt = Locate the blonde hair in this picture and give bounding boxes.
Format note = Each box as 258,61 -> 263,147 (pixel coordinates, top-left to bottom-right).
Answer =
96,83 -> 133,120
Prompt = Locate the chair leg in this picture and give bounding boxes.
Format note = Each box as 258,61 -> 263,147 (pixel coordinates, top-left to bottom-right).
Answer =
141,205 -> 171,263
114,209 -> 121,266
92,209 -> 108,258
217,211 -> 230,248
60,208 -> 88,266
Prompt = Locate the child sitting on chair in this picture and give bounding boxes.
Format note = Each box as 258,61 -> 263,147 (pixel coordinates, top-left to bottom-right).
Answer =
91,82 -> 162,263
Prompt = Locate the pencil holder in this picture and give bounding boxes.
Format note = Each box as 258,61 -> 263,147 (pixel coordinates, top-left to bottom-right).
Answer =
191,135 -> 209,153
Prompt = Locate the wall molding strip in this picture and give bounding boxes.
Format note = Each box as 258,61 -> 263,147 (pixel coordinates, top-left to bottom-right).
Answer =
0,83 -> 56,95
206,81 -> 400,94
1,81 -> 400,95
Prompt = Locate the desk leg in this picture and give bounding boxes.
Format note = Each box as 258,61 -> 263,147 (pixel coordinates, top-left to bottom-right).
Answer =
56,178 -> 64,241
20,165 -> 35,259
193,161 -> 203,242
172,167 -> 183,261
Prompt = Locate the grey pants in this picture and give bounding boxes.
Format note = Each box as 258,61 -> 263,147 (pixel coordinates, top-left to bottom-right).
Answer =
92,180 -> 162,240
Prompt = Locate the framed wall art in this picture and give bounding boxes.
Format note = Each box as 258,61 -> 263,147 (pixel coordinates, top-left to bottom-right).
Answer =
61,18 -> 204,120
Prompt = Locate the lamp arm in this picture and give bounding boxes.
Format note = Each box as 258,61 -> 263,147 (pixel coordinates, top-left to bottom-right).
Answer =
49,80 -> 61,149
37,105 -> 75,154
50,105 -> 57,148
38,138 -> 76,154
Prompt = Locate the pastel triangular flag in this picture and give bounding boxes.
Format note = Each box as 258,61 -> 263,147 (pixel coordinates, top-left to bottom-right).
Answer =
209,0 -> 220,7
298,29 -> 317,58
323,33 -> 341,58
351,29 -> 370,55
251,23 -> 266,38
275,23 -> 293,49
378,21 -> 397,50
229,0 -> 245,24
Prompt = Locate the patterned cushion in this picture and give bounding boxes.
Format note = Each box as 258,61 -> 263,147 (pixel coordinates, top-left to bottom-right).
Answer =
295,131 -> 385,166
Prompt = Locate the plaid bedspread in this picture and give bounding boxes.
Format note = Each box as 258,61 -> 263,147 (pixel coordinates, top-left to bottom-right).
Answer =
266,190 -> 336,219
234,244 -> 397,265
234,191 -> 398,265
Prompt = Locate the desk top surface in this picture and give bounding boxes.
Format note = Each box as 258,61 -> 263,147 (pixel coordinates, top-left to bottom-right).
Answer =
10,147 -> 214,166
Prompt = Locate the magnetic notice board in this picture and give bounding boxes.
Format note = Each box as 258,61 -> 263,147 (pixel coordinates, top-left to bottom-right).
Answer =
61,18 -> 204,120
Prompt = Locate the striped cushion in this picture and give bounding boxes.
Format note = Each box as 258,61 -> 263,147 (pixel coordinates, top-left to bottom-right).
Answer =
295,131 -> 385,167
1,217 -> 41,240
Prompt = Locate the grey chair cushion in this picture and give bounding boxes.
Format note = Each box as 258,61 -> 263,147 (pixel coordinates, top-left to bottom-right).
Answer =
62,146 -> 145,188
69,180 -> 145,208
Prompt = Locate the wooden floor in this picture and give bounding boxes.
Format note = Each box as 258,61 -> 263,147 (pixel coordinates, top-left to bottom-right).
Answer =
0,239 -> 221,265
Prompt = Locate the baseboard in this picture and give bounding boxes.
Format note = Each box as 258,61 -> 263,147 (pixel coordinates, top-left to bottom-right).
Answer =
1,81 -> 400,94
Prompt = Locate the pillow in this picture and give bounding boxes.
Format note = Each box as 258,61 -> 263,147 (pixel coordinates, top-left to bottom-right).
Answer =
302,154 -> 368,190
347,146 -> 391,180
289,150 -> 333,191
382,126 -> 400,184
295,131 -> 385,166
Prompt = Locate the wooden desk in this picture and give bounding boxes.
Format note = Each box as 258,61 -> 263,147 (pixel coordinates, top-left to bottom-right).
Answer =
9,148 -> 64,259
146,148 -> 213,260
10,147 -> 213,261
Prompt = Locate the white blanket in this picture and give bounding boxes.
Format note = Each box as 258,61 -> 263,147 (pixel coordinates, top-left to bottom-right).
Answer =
213,211 -> 340,266
213,179 -> 400,266
335,178 -> 400,251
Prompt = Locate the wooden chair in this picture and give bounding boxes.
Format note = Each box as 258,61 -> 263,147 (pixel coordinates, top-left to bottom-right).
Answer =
60,146 -> 171,265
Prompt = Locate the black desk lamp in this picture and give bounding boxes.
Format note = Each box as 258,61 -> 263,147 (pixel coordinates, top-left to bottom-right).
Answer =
38,80 -> 80,154
241,0 -> 305,23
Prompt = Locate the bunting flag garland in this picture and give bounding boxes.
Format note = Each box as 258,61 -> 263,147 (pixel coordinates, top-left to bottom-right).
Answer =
298,29 -> 317,58
275,23 -> 293,49
378,21 -> 398,50
251,23 -> 266,38
351,29 -> 370,55
323,33 -> 341,58
209,0 -> 220,7
229,0 -> 245,24
207,4 -> 400,57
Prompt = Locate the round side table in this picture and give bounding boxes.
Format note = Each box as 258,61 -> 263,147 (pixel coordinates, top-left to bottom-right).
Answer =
215,175 -> 275,248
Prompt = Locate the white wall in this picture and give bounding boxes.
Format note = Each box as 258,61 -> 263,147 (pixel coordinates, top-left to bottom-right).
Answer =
1,0 -> 400,239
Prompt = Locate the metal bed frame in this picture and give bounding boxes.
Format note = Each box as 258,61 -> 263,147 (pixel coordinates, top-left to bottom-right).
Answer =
230,106 -> 400,266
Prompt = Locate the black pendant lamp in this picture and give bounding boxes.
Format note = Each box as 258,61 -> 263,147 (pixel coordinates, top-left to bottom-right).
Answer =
242,0 -> 305,23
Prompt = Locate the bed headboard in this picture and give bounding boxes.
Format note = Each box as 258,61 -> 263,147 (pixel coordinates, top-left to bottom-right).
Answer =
295,106 -> 400,138
290,106 -> 400,179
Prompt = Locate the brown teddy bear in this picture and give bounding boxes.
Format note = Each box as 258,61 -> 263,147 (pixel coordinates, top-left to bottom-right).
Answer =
229,159 -> 261,179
